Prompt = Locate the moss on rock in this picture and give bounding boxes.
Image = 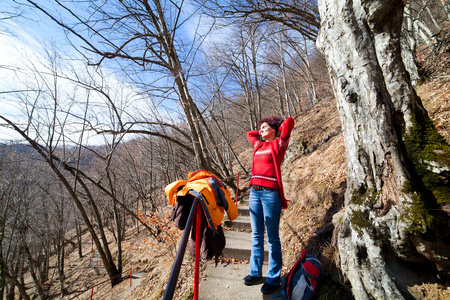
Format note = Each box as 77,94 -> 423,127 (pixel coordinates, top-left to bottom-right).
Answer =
350,185 -> 379,207
403,113 -> 450,205
349,209 -> 371,232
400,181 -> 435,234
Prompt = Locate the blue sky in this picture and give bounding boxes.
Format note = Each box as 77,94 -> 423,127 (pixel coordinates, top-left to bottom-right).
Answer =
1,4 -> 61,141
1,0 -> 277,146
0,0 -> 216,145
0,13 -> 123,145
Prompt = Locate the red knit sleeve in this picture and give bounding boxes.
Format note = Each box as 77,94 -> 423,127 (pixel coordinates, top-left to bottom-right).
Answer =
247,130 -> 260,148
277,117 -> 295,150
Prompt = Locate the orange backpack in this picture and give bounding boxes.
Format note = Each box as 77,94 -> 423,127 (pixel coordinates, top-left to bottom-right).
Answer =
165,170 -> 238,230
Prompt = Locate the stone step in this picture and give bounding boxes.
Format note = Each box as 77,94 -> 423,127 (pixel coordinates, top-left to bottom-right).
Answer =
222,230 -> 268,262
225,215 -> 252,231
237,205 -> 249,216
239,199 -> 249,206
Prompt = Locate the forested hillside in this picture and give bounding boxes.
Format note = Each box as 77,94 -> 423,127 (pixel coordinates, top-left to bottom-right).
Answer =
1,1 -> 449,299
3,72 -> 446,300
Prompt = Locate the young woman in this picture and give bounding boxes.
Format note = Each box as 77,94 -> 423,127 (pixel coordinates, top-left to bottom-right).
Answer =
242,116 -> 295,294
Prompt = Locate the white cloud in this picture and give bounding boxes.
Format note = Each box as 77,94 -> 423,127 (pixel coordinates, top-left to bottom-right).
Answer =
180,1 -> 233,53
0,4 -> 190,146
0,19 -> 138,146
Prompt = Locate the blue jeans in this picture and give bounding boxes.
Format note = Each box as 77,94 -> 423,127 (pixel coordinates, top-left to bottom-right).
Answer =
248,187 -> 282,286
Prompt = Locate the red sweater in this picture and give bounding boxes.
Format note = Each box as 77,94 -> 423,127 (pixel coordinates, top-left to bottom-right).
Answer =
247,117 -> 295,209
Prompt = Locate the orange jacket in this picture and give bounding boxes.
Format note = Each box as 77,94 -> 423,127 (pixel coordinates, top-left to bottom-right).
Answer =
165,170 -> 238,230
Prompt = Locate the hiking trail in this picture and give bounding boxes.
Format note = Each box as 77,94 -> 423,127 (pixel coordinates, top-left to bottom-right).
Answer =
199,200 -> 282,299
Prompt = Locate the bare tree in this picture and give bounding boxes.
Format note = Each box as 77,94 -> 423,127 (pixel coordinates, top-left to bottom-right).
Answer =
0,46 -> 126,285
0,147 -> 18,300
24,0 -> 235,179
193,57 -> 251,176
0,147 -> 53,300
0,41 -> 197,286
198,0 -> 320,41
282,32 -> 320,106
401,0 -> 450,83
210,24 -> 268,129
441,0 -> 450,18
402,1 -> 422,85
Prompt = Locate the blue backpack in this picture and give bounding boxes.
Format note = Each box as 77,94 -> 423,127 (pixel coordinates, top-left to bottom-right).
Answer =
280,249 -> 322,300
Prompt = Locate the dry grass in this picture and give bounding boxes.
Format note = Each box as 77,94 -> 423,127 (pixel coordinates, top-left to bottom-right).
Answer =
416,77 -> 450,143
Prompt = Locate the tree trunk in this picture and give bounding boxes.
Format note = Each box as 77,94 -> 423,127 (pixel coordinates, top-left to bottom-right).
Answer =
195,107 -> 230,179
75,176 -> 121,286
212,115 -> 249,176
148,148 -> 154,212
303,43 -> 318,106
292,87 -> 303,113
149,0 -> 210,171
18,254 -> 25,300
422,0 -> 441,32
441,0 -> 450,19
402,3 -> 420,86
6,283 -> 14,300
275,79 -> 286,117
113,197 -> 123,275
0,246 -> 4,299
104,156 -> 123,275
317,0 -> 448,299
42,247 -> 49,284
4,273 -> 30,300
413,18 -> 437,48
24,245 -> 45,300
75,219 -> 83,258
279,27 -> 292,117
5,251 -> 20,300
57,235 -> 65,297
250,27 -> 262,121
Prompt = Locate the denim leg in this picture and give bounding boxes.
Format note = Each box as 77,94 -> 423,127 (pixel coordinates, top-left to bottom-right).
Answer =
248,188 -> 264,277
261,189 -> 282,285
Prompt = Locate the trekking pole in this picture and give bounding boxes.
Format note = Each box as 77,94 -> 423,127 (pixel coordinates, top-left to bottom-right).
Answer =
163,196 -> 199,300
194,203 -> 201,300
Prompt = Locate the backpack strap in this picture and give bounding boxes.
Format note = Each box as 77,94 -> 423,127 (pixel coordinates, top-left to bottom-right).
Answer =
188,189 -> 217,234
298,268 -> 318,282
208,177 -> 228,210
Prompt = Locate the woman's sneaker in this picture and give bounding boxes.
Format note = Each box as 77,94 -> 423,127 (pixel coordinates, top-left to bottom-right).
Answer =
260,282 -> 279,294
242,275 -> 262,286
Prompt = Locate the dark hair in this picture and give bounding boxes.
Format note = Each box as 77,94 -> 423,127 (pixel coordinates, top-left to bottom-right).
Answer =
257,116 -> 284,132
